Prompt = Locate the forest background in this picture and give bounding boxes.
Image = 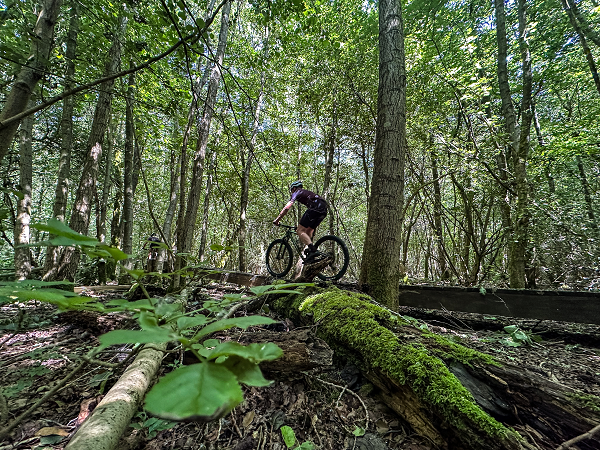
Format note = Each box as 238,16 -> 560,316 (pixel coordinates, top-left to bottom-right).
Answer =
2,0 -> 600,299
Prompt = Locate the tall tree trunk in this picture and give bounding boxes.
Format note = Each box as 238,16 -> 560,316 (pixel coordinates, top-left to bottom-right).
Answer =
0,0 -> 62,165
122,69 -> 136,275
96,121 -> 114,284
14,104 -> 34,280
173,0 -> 221,287
55,17 -> 124,282
359,0 -> 407,308
239,26 -> 269,272
43,1 -> 79,280
159,124 -> 181,273
430,148 -> 449,280
179,0 -> 231,273
199,150 -> 217,261
511,0 -> 534,289
576,155 -> 599,233
495,0 -> 532,288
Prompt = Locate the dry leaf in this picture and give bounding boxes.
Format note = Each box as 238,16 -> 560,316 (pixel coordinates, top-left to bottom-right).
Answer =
35,427 -> 69,437
375,419 -> 389,433
242,410 -> 255,428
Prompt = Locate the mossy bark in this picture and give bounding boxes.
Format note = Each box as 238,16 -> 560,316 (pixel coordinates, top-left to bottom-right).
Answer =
272,287 -> 600,450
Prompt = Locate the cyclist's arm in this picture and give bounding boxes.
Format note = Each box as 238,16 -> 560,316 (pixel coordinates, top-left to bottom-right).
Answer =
273,200 -> 294,225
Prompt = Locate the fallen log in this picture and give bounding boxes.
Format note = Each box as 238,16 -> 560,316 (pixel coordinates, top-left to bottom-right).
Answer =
270,286 -> 600,450
64,343 -> 167,450
238,329 -> 334,372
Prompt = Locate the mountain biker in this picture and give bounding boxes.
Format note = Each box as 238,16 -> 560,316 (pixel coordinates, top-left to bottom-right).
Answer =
143,233 -> 161,259
273,181 -> 328,262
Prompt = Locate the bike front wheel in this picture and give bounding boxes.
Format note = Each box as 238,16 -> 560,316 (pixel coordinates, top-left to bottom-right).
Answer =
266,239 -> 293,278
315,235 -> 350,281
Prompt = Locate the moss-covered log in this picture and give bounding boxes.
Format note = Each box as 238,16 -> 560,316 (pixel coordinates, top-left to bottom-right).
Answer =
271,287 -> 600,450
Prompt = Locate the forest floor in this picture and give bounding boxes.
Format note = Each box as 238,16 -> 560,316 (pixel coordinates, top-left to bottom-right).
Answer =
1,282 -> 599,450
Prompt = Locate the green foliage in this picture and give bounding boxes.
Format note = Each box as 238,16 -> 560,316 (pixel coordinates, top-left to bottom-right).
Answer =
502,325 -> 540,347
130,411 -> 177,439
3,221 -> 306,422
280,425 -> 315,450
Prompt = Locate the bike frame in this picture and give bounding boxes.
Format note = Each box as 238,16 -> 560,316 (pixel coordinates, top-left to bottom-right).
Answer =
276,224 -> 307,260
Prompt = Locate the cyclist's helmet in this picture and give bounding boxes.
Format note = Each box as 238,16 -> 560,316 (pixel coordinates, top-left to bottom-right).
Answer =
290,180 -> 303,192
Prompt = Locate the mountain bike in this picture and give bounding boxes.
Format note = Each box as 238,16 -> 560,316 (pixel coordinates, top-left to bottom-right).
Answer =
266,224 -> 350,281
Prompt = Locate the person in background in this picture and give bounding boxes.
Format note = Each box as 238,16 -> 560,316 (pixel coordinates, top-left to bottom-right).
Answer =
273,180 -> 328,263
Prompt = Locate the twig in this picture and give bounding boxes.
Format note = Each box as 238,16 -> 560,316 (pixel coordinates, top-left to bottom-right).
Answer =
0,360 -> 87,439
0,332 -> 16,349
310,375 -> 370,431
556,424 -> 600,450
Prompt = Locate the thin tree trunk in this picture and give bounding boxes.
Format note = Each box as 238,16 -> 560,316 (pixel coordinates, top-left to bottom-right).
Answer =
55,17 -> 124,282
96,121 -> 114,284
199,150 -> 217,261
576,155 -> 599,233
159,125 -> 181,273
0,0 -> 62,165
511,0 -> 534,289
14,104 -> 34,280
565,0 -> 600,47
43,1 -> 78,280
561,0 -> 600,94
173,1 -> 220,287
122,68 -> 136,275
239,26 -> 269,272
430,148 -> 449,280
179,0 -> 231,269
359,0 -> 407,308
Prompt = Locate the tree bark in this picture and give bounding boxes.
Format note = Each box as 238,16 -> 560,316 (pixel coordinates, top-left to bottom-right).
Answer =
0,0 -> 62,165
359,0 -> 407,308
14,104 -> 34,280
96,121 -> 114,284
43,0 -> 79,280
64,344 -> 167,450
55,17 -> 125,281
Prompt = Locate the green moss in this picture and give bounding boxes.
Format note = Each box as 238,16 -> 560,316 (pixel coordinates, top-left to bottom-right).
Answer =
567,392 -> 600,413
290,288 -> 519,445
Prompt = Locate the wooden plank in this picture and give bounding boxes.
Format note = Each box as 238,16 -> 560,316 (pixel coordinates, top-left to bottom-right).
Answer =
398,285 -> 600,325
195,268 -> 269,287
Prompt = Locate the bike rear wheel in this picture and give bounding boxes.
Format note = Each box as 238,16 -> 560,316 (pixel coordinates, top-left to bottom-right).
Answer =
315,235 -> 349,281
266,239 -> 293,278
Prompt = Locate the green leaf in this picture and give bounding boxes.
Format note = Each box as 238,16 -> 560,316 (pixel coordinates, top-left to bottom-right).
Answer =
145,362 -> 243,420
204,341 -> 283,363
99,329 -> 174,349
121,267 -> 146,280
177,315 -> 208,330
139,311 -> 159,329
220,356 -> 273,387
352,426 -> 366,436
98,244 -> 129,261
32,219 -> 100,246
249,285 -> 274,296
203,339 -> 220,347
280,425 -> 296,448
192,316 -> 276,342
503,325 -> 518,334
298,442 -> 315,450
209,244 -> 224,251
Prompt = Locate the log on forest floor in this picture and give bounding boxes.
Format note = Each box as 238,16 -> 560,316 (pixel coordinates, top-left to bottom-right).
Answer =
269,286 -> 600,450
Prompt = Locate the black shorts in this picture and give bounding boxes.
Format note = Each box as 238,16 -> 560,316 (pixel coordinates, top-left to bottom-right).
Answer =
299,199 -> 328,229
